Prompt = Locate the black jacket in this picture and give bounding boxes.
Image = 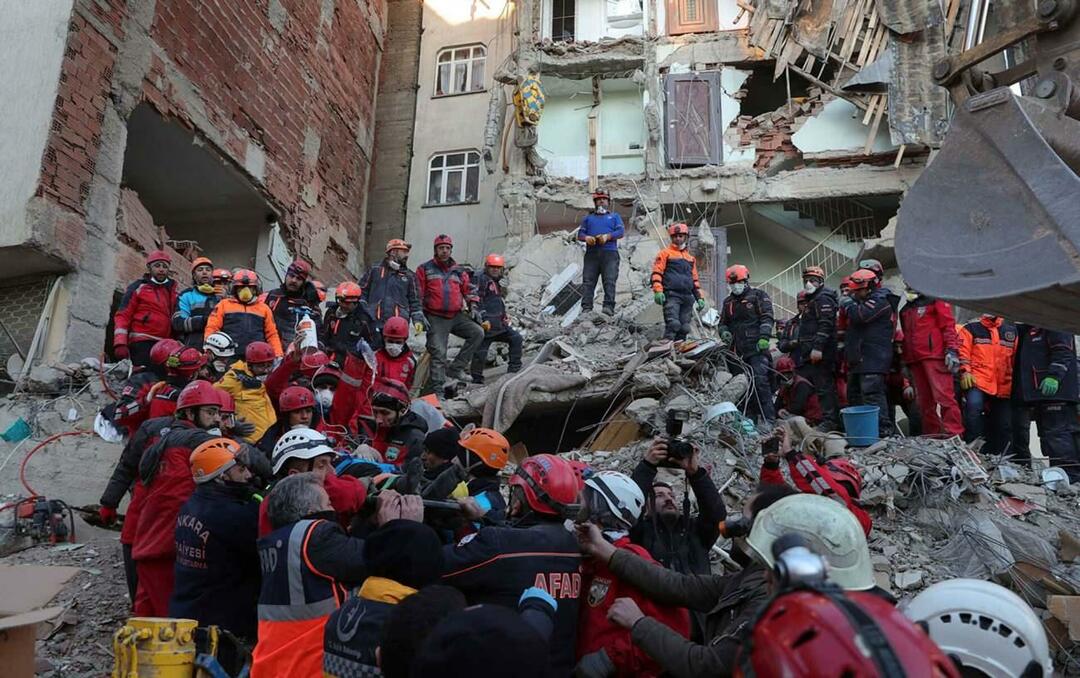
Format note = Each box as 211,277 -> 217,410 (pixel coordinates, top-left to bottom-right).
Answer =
1014,326 -> 1079,403
379,410 -> 429,465
629,461 -> 726,576
323,587 -> 396,676
844,287 -> 898,374
265,282 -> 323,346
169,481 -> 261,640
719,288 -> 774,357
777,314 -> 800,356
473,271 -> 509,335
797,287 -> 838,364
99,415 -> 175,509
359,262 -> 423,325
320,302 -> 374,361
442,519 -> 582,676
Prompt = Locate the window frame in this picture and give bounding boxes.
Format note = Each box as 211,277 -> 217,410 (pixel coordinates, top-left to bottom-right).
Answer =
665,0 -> 719,36
434,44 -> 488,98
551,0 -> 576,42
425,150 -> 482,207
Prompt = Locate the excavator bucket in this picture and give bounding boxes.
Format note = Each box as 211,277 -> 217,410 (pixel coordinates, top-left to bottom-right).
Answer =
895,87 -> 1080,332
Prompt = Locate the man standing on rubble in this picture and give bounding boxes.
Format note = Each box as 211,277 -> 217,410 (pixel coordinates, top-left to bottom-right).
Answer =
652,223 -> 706,343
470,253 -> 523,384
717,264 -> 775,425
1014,325 -> 1080,480
841,269 -> 899,437
417,234 -> 484,389
958,314 -> 1022,456
899,286 -> 964,436
577,189 -> 624,316
359,239 -> 426,347
114,250 -> 180,367
797,266 -> 842,430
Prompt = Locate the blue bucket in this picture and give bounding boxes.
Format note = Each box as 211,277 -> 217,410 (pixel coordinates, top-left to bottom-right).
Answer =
841,406 -> 880,447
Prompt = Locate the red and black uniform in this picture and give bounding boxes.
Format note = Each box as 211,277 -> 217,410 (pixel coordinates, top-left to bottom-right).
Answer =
775,373 -> 822,424
470,271 -> 523,381
265,282 -> 323,347
577,538 -> 690,676
796,286 -> 841,428
111,370 -> 164,435
371,411 -> 428,466
358,261 -> 423,345
114,276 -> 179,366
417,257 -> 483,387
417,258 -> 476,318
900,296 -> 963,436
320,302 -> 373,363
1014,326 -> 1080,480
843,286 -> 900,436
759,453 -> 872,536
375,347 -> 418,391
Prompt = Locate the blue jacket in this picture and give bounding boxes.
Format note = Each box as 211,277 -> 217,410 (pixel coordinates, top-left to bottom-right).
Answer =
173,287 -> 219,347
844,287 -> 899,375
474,271 -> 509,335
577,211 -> 625,252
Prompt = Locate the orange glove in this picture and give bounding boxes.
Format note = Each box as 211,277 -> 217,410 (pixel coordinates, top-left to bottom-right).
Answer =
584,236 -> 597,247
596,233 -> 609,245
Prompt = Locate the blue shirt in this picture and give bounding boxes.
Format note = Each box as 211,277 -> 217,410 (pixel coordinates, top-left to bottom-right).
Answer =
577,211 -> 625,251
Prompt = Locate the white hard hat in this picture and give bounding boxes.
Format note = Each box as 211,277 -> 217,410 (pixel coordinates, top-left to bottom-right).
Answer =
204,331 -> 238,358
271,427 -> 335,475
585,471 -> 645,529
747,493 -> 874,590
902,578 -> 1053,678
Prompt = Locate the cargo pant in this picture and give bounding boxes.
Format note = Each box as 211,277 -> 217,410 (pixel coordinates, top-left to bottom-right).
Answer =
909,359 -> 964,436
744,352 -> 776,425
662,291 -> 695,340
470,328 -> 524,382
847,372 -> 891,436
425,312 -> 484,387
1035,402 -> 1080,481
798,362 -> 841,430
581,249 -> 619,313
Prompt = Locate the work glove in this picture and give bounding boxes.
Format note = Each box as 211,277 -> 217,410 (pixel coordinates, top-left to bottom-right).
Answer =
1040,376 -> 1060,397
757,338 -> 771,352
903,385 -> 916,401
695,298 -> 706,310
232,416 -> 257,438
574,648 -> 615,678
413,322 -> 425,334
959,372 -> 977,391
481,321 -> 492,332
412,315 -> 428,333
98,506 -> 118,526
470,307 -> 485,324
654,292 -> 666,305
584,236 -> 597,247
596,233 -> 609,246
113,344 -> 129,360
944,350 -> 961,374
719,331 -> 733,346
810,349 -> 824,364
352,339 -> 376,369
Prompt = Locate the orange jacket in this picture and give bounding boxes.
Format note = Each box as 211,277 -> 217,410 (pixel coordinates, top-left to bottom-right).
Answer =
650,245 -> 702,297
957,316 -> 1018,397
204,298 -> 283,357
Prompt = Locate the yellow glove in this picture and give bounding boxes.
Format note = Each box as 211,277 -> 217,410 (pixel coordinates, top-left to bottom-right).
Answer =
959,372 -> 977,390
481,321 -> 491,331
596,233 -> 609,245
413,322 -> 425,333
584,236 -> 597,246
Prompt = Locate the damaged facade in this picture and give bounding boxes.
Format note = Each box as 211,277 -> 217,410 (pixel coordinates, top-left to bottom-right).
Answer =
0,0 -> 387,369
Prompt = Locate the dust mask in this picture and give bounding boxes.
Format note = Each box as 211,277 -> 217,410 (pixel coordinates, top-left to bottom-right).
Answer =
730,283 -> 746,296
197,283 -> 215,295
237,287 -> 255,303
315,388 -> 334,409
596,206 -> 607,214
804,281 -> 820,294
205,427 -> 222,436
212,359 -> 228,374
385,342 -> 405,357
387,259 -> 401,271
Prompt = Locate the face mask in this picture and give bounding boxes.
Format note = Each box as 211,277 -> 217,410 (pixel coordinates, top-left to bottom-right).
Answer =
385,342 -> 405,357
315,389 -> 334,409
804,281 -> 821,293
205,427 -> 222,436
387,259 -> 401,271
595,206 -> 607,214
151,275 -> 169,284
237,287 -> 255,303
730,282 -> 746,296
197,283 -> 215,295
212,359 -> 228,374
905,292 -> 919,302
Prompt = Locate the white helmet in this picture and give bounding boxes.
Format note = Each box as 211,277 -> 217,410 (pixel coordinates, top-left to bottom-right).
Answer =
204,331 -> 238,358
584,471 -> 645,529
747,494 -> 874,590
271,427 -> 335,475
903,578 -> 1053,678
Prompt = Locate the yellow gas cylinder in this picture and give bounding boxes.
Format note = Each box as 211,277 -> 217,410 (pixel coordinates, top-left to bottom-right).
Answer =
112,617 -> 198,677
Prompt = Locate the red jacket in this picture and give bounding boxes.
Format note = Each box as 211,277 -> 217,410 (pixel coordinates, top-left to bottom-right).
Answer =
899,298 -> 958,363
577,538 -> 690,676
114,276 -> 179,347
257,472 -> 367,536
376,348 -> 418,391
760,454 -> 872,536
146,383 -> 180,420
416,258 -> 477,318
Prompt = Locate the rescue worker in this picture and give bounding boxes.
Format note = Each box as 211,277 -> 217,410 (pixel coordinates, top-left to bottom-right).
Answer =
577,189 -> 624,316
169,437 -> 260,640
257,385 -> 317,455
216,341 -> 277,443
652,223 -> 706,342
899,286 -> 964,436
359,238 -> 425,346
717,263 -> 774,424
204,269 -> 283,358
370,377 -> 428,466
211,268 -> 232,296
110,338 -> 182,436
416,234 -> 484,389
172,256 -> 219,347
575,471 -> 690,677
841,268 -> 899,437
265,258 -> 322,346
323,519 -> 444,676
957,315 -> 1022,456
774,355 -> 821,424
376,586 -> 468,678
797,265 -> 841,430
375,316 -> 418,390
131,380 -> 223,616
144,347 -> 211,421
251,472 -> 372,678
321,281 -> 372,363
470,253 -> 523,384
434,427 -> 511,528
114,250 -> 179,366
1014,325 -> 1080,480
203,331 -> 238,381
312,363 -> 341,417
776,292 -> 807,356
442,454 -> 583,676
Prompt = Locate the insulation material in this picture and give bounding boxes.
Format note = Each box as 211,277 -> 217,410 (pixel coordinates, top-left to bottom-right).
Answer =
873,0 -> 941,35
887,21 -> 950,146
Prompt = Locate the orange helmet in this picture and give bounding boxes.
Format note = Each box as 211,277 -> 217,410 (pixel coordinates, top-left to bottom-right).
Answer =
840,275 -> 853,291
386,238 -> 412,254
232,269 -> 258,287
726,265 -> 750,283
312,280 -> 327,302
383,316 -> 410,341
802,266 -> 826,281
335,281 -> 362,302
485,254 -> 506,268
459,427 -> 510,470
189,437 -> 242,484
668,222 -> 690,237
848,268 -> 877,291
190,256 -> 213,273
212,268 -> 232,283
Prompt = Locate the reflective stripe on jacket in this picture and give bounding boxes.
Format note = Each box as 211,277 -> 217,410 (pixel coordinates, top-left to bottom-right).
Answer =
416,258 -> 476,318
651,245 -> 702,297
958,317 -> 1017,398
114,276 -> 179,346
204,298 -> 283,357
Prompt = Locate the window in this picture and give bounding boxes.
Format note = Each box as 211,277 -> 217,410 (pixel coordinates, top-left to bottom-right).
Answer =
665,72 -> 722,167
435,45 -> 486,96
426,151 -> 481,205
552,0 -> 576,42
666,0 -> 718,35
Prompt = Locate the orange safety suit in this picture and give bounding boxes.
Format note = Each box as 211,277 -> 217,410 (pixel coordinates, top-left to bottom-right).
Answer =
957,316 -> 1017,398
204,298 -> 283,357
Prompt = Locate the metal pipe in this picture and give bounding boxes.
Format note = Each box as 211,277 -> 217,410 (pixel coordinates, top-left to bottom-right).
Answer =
964,0 -> 990,50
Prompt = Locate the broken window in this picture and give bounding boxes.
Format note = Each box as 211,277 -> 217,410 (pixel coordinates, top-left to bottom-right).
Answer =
426,151 -> 481,205
666,0 -> 718,35
665,72 -> 722,167
552,0 -> 576,42
435,45 -> 486,96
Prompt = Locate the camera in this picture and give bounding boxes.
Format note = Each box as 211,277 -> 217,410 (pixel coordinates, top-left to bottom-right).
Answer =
664,409 -> 694,463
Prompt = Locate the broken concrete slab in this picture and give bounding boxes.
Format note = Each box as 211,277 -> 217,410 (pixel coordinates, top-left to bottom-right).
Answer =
625,398 -> 660,425
1048,596 -> 1080,642
894,569 -> 924,590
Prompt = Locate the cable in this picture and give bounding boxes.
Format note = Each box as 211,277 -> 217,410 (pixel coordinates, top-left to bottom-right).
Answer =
19,430 -> 94,498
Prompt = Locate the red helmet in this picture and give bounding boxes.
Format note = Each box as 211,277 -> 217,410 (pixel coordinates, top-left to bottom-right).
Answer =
796,290 -> 809,303
848,269 -> 877,291
485,253 -> 506,268
668,222 -> 690,237
738,590 -> 959,678
372,377 -> 411,411
776,355 -> 796,374
299,350 -> 330,378
567,459 -> 591,489
312,280 -> 327,303
176,380 -> 221,411
434,234 -> 453,249
509,454 -> 580,516
287,259 -> 311,279
802,265 -> 826,281
824,458 -> 863,498
215,387 -> 236,414
166,347 -> 208,377
858,258 -> 884,279
146,250 -> 171,266
335,282 -> 361,302
232,269 -> 258,287
591,189 -> 609,202
245,341 -> 276,365
212,268 -> 232,283
149,339 -> 184,366
383,316 -> 410,341
312,363 -> 342,389
840,275 -> 853,291
386,238 -> 412,254
279,386 -> 316,413
726,265 -> 750,283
